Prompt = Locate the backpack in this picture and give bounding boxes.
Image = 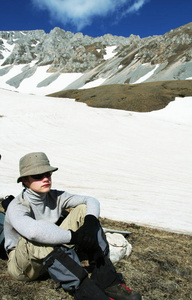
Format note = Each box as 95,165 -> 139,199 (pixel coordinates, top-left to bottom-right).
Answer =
0,211 -> 6,259
0,195 -> 15,259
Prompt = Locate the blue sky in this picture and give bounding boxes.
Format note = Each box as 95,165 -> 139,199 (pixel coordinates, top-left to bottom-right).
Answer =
0,0 -> 191,38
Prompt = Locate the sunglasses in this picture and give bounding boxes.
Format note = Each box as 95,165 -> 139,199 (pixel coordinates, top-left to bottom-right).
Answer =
30,172 -> 52,180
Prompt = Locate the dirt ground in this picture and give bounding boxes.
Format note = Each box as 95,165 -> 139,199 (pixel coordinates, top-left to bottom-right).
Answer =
48,80 -> 192,112
0,212 -> 191,300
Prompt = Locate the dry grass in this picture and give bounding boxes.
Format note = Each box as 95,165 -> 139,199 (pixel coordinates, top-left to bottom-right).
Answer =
101,219 -> 192,300
48,80 -> 192,112
0,201 -> 191,300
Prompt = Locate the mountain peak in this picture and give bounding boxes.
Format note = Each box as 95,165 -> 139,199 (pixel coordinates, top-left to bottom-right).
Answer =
0,23 -> 192,93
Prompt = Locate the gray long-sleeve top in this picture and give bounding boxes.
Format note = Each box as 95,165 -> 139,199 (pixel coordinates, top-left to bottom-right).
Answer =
4,188 -> 100,252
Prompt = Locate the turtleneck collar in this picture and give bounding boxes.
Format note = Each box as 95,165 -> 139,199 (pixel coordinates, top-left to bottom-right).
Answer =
24,188 -> 47,204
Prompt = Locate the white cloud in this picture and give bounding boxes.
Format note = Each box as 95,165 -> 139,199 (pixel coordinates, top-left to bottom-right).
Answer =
126,0 -> 148,13
31,0 -> 149,30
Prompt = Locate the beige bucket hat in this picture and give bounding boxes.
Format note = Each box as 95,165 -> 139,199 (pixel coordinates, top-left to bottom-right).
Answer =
17,152 -> 58,183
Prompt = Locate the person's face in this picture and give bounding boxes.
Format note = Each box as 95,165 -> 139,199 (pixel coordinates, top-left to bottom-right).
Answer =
22,172 -> 52,193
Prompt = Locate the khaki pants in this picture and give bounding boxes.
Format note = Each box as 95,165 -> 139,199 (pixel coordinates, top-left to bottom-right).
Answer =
7,205 -> 86,281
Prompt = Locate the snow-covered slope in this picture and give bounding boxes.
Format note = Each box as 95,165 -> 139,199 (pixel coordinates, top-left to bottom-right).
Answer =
0,46 -> 117,95
1,88 -> 192,235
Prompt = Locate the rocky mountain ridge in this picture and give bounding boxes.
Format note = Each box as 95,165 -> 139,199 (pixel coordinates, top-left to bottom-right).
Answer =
0,27 -> 146,72
0,22 -> 192,92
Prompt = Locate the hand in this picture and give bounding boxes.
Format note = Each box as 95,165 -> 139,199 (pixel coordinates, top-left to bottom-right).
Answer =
70,215 -> 100,250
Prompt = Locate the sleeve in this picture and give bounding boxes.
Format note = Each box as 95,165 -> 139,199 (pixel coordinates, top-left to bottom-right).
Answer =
7,201 -> 72,245
58,190 -> 100,218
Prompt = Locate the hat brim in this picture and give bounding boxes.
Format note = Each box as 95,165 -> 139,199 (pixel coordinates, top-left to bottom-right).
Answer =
17,166 -> 58,183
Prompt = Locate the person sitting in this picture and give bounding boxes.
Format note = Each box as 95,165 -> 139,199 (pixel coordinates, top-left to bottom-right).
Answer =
4,152 -> 142,300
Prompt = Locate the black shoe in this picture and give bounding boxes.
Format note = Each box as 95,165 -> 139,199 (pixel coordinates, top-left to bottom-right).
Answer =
105,283 -> 142,300
74,277 -> 112,300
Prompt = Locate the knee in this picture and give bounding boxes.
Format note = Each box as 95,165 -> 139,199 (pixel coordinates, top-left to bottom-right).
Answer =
75,204 -> 86,226
67,204 -> 86,230
77,204 -> 86,216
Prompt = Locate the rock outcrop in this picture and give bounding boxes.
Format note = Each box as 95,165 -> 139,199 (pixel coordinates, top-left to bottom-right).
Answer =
0,22 -> 192,90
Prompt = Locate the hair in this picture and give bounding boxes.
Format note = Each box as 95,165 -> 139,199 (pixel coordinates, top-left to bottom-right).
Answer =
21,176 -> 29,188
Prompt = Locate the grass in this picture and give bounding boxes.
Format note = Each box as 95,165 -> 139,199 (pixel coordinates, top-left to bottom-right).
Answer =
48,80 -> 192,113
0,199 -> 191,300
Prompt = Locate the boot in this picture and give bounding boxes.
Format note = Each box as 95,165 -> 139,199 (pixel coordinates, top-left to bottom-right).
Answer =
90,255 -> 124,290
90,255 -> 142,300
74,277 -> 112,300
105,283 -> 142,300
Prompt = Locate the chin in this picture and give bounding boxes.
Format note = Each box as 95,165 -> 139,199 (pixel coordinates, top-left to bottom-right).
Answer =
42,186 -> 51,192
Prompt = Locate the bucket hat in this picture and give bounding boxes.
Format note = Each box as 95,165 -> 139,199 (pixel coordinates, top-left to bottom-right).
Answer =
17,152 -> 58,183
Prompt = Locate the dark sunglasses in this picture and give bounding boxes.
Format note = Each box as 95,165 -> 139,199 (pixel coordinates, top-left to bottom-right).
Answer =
30,172 -> 52,180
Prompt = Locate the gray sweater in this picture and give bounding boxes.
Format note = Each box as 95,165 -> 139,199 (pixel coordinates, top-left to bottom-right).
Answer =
4,188 -> 100,252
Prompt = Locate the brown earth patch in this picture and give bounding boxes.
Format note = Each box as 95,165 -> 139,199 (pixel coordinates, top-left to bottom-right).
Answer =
0,201 -> 191,300
48,80 -> 192,112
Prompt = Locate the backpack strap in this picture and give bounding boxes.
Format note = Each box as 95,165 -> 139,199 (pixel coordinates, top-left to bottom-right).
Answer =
0,211 -> 5,245
0,211 -> 7,259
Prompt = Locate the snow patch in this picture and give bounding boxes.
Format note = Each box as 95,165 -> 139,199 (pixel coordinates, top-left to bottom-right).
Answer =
0,88 -> 192,235
133,64 -> 159,84
80,78 -> 106,89
104,46 -> 117,60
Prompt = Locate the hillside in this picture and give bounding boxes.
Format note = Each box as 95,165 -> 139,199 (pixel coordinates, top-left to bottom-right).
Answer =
0,22 -> 192,94
49,80 -> 192,112
0,209 -> 191,300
